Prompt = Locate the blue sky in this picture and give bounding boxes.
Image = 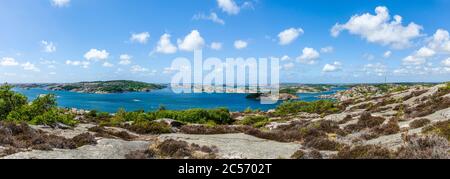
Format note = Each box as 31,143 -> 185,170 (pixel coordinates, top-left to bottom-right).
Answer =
1,0 -> 450,84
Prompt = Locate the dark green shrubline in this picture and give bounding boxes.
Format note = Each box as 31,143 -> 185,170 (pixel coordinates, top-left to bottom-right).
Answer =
0,85 -> 77,126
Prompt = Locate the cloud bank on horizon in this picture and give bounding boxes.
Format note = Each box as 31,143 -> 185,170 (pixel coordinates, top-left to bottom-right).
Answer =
0,0 -> 449,83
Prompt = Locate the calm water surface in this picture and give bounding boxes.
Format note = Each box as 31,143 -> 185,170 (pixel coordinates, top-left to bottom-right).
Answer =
13,87 -> 346,113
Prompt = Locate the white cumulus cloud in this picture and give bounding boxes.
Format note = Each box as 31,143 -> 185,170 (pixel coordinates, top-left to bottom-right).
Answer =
119,54 -> 132,65
320,46 -> 334,53
178,30 -> 205,51
155,33 -> 177,54
217,0 -> 240,15
281,55 -> 291,61
363,63 -> 387,76
383,51 -> 392,58
297,47 -> 320,64
283,62 -> 295,70
21,62 -> 40,72
41,41 -> 56,53
234,40 -> 248,49
0,57 -> 19,66
331,6 -> 422,49
402,47 -> 436,66
102,62 -> 114,67
442,58 -> 450,67
130,32 -> 150,44
84,49 -> 109,61
131,65 -> 149,73
193,12 -> 225,25
278,28 -> 304,45
66,60 -> 90,68
323,61 -> 342,72
51,0 -> 70,7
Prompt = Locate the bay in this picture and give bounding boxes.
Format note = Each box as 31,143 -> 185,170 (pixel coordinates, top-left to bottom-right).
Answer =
13,87 -> 346,113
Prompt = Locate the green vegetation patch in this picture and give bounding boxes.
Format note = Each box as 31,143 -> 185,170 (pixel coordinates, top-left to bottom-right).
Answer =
422,120 -> 450,141
275,100 -> 341,116
239,115 -> 270,128
0,85 -> 77,127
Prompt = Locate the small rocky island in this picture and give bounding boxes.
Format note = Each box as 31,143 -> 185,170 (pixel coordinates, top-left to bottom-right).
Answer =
45,80 -> 166,94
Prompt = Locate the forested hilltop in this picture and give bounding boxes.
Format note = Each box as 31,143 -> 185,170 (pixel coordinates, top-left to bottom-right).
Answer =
45,80 -> 166,94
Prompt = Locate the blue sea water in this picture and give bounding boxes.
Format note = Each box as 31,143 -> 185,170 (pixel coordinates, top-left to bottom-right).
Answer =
13,87 -> 346,113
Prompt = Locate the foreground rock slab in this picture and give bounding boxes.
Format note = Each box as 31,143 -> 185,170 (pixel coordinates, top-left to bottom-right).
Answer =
2,139 -> 150,159
159,133 -> 301,159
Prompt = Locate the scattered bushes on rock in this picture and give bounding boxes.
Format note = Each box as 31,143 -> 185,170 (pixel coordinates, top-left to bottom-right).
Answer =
358,112 -> 386,128
344,112 -> 386,132
0,122 -> 96,152
410,119 -> 431,129
88,126 -> 136,141
304,137 -> 341,151
290,149 -> 323,159
335,145 -> 394,159
306,150 -> 323,159
422,120 -> 450,141
244,128 -> 303,143
406,96 -> 450,118
367,98 -> 397,112
373,118 -> 400,135
403,90 -> 428,101
350,102 -> 374,111
338,115 -> 353,124
125,149 -> 156,159
151,139 -> 218,159
396,135 -> 449,159
71,133 -> 97,147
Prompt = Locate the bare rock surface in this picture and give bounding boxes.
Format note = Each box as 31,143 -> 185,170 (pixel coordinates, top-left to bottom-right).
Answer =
365,128 -> 422,150
2,139 -> 150,159
159,133 -> 301,159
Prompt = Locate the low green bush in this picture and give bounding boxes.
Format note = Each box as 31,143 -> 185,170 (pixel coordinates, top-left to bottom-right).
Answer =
275,100 -> 341,116
153,108 -> 233,124
30,109 -> 78,126
126,119 -> 172,134
240,115 -> 269,128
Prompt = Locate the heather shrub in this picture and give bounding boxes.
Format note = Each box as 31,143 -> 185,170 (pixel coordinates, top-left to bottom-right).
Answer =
71,133 -> 97,147
344,112 -> 386,132
335,145 -> 394,159
410,119 -> 431,129
155,139 -> 218,159
396,135 -> 449,159
291,150 -> 305,159
339,115 -> 353,124
422,120 -> 450,141
358,112 -> 386,128
304,137 -> 341,151
125,149 -> 156,159
373,118 -> 400,135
